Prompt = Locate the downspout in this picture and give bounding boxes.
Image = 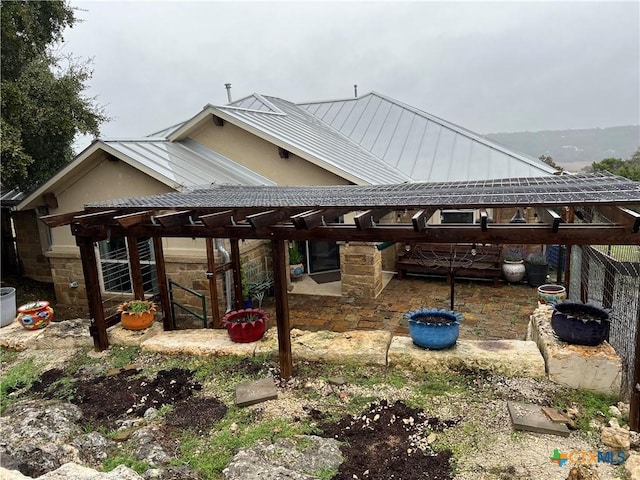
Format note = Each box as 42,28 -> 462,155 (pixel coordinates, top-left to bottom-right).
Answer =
215,239 -> 233,312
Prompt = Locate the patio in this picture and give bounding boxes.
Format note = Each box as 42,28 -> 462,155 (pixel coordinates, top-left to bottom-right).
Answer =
262,275 -> 536,341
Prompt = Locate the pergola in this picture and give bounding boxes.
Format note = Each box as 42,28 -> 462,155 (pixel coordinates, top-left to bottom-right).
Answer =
42,172 -> 640,428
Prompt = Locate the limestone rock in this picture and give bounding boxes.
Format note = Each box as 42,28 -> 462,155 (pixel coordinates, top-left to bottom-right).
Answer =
130,426 -> 170,466
223,435 -> 342,480
33,319 -> 93,350
257,328 -> 392,366
0,321 -> 48,350
565,463 -> 599,480
625,452 -> 640,480
388,337 -> 545,377
0,467 -> 32,479
600,424 -> 631,450
72,432 -> 115,467
529,307 -> 622,395
109,322 -> 163,347
140,328 -> 258,356
39,463 -> 144,479
0,400 -> 84,477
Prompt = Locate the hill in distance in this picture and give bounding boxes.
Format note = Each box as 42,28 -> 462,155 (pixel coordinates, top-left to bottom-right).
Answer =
485,125 -> 639,172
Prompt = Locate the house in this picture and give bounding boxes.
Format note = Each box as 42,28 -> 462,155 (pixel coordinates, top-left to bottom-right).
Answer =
12,91 -> 556,311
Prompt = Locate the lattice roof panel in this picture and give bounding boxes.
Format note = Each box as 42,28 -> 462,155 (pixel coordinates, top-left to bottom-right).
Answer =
88,173 -> 640,211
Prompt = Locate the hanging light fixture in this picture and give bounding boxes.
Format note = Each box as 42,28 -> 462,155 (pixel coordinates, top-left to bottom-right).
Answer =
510,209 -> 527,223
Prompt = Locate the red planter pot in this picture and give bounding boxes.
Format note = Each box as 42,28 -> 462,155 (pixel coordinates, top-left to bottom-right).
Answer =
222,308 -> 268,343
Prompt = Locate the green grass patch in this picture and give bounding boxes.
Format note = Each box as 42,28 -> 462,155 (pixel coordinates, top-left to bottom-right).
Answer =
107,346 -> 140,370
553,389 -> 618,431
0,348 -> 19,366
0,356 -> 40,413
174,409 -> 312,479
102,452 -> 149,474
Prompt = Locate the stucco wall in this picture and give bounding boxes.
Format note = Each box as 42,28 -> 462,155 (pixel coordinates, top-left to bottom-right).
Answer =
190,121 -> 351,186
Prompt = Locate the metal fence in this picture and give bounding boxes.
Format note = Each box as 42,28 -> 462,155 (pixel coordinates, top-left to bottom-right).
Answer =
568,244 -> 640,398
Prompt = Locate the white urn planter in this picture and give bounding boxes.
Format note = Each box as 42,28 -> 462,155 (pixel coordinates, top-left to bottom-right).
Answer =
502,260 -> 526,283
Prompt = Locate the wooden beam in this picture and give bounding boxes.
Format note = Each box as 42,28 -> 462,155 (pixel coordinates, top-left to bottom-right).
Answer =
76,235 -> 108,351
114,210 -> 154,228
272,238 -> 293,379
246,209 -> 291,230
154,210 -> 194,228
411,209 -> 436,232
39,210 -> 85,227
200,210 -> 235,228
544,208 -> 564,233
595,205 -> 640,233
354,209 -> 391,230
69,220 -> 640,245
152,236 -> 173,331
73,209 -> 121,227
290,208 -> 350,230
479,210 -> 489,232
205,238 -> 221,328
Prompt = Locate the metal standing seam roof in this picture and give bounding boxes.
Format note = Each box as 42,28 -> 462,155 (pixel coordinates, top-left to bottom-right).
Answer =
102,138 -> 275,189
89,173 -> 640,210
212,94 -> 412,185
298,92 -> 557,182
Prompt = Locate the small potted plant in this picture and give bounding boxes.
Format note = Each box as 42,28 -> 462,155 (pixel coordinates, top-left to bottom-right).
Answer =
525,251 -> 549,287
117,300 -> 156,330
551,300 -> 611,346
502,247 -> 525,283
404,308 -> 463,350
289,241 -> 304,280
221,308 -> 268,343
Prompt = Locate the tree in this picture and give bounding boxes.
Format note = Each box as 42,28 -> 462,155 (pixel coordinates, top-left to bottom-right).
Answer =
538,155 -> 564,172
588,149 -> 640,181
1,0 -> 107,193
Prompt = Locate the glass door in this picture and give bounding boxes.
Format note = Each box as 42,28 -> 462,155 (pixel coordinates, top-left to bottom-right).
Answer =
306,241 -> 340,274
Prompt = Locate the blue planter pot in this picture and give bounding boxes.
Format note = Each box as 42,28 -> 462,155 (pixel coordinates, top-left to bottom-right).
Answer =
404,308 -> 463,350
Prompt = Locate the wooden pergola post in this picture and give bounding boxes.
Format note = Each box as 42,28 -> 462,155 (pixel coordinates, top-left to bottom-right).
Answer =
152,237 -> 173,331
272,239 -> 293,379
230,239 -> 242,310
205,238 -> 221,328
76,235 -> 107,351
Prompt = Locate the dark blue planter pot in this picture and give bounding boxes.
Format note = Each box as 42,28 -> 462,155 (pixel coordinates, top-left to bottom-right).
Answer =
551,300 -> 611,346
404,308 -> 463,350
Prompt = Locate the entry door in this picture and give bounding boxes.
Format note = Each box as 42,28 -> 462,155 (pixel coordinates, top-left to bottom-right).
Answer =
306,241 -> 340,274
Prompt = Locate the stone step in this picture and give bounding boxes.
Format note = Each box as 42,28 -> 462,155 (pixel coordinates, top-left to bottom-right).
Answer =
388,337 -> 546,378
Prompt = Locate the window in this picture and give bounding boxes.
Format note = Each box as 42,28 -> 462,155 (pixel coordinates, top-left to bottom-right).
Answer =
441,210 -> 474,224
96,237 -> 157,294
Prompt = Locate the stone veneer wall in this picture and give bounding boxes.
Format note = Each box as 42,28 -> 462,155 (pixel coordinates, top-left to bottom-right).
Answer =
340,242 -> 383,299
14,210 -> 52,282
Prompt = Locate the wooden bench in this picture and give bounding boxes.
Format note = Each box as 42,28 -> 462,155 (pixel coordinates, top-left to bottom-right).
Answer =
396,243 -> 503,286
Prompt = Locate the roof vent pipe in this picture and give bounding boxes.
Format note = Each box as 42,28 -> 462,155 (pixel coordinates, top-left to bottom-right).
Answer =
354,84 -> 358,98
224,83 -> 232,103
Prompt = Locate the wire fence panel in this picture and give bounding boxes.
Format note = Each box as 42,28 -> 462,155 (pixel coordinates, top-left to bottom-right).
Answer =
569,245 -> 640,398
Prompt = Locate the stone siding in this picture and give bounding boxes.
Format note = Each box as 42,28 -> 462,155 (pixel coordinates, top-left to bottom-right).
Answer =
340,242 -> 383,298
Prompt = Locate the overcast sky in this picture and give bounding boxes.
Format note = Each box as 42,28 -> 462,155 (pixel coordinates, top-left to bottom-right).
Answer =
62,1 -> 639,147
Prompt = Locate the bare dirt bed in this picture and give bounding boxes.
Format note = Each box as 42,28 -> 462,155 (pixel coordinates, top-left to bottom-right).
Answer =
26,366 -> 454,479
